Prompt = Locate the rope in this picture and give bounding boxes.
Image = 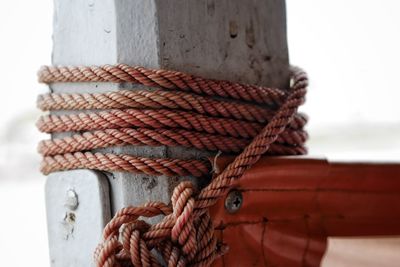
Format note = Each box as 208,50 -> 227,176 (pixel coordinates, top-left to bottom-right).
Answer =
37,64 -> 308,267
38,64 -> 286,105
37,108 -> 306,135
38,128 -> 307,156
37,89 -> 275,122
37,108 -> 265,138
41,152 -> 211,177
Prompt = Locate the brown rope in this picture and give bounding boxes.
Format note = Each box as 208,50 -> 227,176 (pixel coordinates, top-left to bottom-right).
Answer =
37,108 -> 306,134
41,152 -> 210,177
38,64 -> 286,105
37,108 -> 264,138
37,64 -> 308,267
37,89 -> 276,122
38,128 -> 307,156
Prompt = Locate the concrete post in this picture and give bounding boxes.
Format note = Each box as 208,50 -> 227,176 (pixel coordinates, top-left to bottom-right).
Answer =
45,0 -> 289,266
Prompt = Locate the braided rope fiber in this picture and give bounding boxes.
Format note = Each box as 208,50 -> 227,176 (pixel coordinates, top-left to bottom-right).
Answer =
37,64 -> 308,266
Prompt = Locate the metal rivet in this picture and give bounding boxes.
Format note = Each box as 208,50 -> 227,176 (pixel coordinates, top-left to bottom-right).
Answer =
225,190 -> 243,213
65,189 -> 79,210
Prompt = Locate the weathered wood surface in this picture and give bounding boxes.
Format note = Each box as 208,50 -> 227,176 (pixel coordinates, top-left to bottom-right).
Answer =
46,0 -> 289,265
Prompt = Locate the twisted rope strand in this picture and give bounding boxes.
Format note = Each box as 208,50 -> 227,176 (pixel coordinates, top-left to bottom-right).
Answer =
38,128 -> 307,156
41,152 -> 211,177
37,89 -> 276,123
37,108 -> 263,138
37,108 -> 306,136
38,64 -> 286,105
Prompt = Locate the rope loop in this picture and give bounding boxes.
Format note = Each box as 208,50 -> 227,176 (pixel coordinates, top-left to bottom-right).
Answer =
37,64 -> 308,266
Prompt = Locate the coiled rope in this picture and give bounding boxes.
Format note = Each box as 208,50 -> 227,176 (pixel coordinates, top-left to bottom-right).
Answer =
37,64 -> 308,266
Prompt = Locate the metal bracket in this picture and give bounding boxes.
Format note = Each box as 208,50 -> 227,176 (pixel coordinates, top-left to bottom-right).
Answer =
45,170 -> 111,267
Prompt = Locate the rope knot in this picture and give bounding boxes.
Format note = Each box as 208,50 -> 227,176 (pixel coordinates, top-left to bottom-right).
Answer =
37,64 -> 308,266
94,180 -> 222,267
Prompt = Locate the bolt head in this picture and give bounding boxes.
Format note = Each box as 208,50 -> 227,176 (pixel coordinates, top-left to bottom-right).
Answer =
224,190 -> 243,214
65,189 -> 79,210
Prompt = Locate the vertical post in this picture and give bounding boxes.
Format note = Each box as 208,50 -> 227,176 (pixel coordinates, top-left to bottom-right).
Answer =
45,0 -> 289,266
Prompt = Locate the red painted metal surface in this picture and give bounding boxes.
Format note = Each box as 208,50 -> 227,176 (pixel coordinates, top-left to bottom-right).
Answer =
209,157 -> 400,267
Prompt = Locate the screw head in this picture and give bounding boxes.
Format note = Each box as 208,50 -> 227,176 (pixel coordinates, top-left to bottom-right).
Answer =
224,190 -> 243,214
65,189 -> 79,210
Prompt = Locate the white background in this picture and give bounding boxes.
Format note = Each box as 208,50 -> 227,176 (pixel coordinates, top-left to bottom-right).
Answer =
0,0 -> 399,266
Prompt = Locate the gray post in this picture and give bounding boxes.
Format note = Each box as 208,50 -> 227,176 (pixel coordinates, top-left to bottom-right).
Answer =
45,0 -> 289,266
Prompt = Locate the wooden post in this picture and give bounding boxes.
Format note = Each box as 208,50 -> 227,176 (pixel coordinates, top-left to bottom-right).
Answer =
45,0 -> 289,266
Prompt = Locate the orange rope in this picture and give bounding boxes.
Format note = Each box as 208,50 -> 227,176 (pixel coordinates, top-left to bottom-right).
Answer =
38,89 -> 275,122
38,128 -> 307,157
41,152 -> 211,177
37,64 -> 308,266
37,108 -> 265,138
38,64 -> 286,105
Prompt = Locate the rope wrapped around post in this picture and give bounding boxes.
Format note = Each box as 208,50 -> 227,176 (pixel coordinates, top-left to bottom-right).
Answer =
37,64 -> 308,266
